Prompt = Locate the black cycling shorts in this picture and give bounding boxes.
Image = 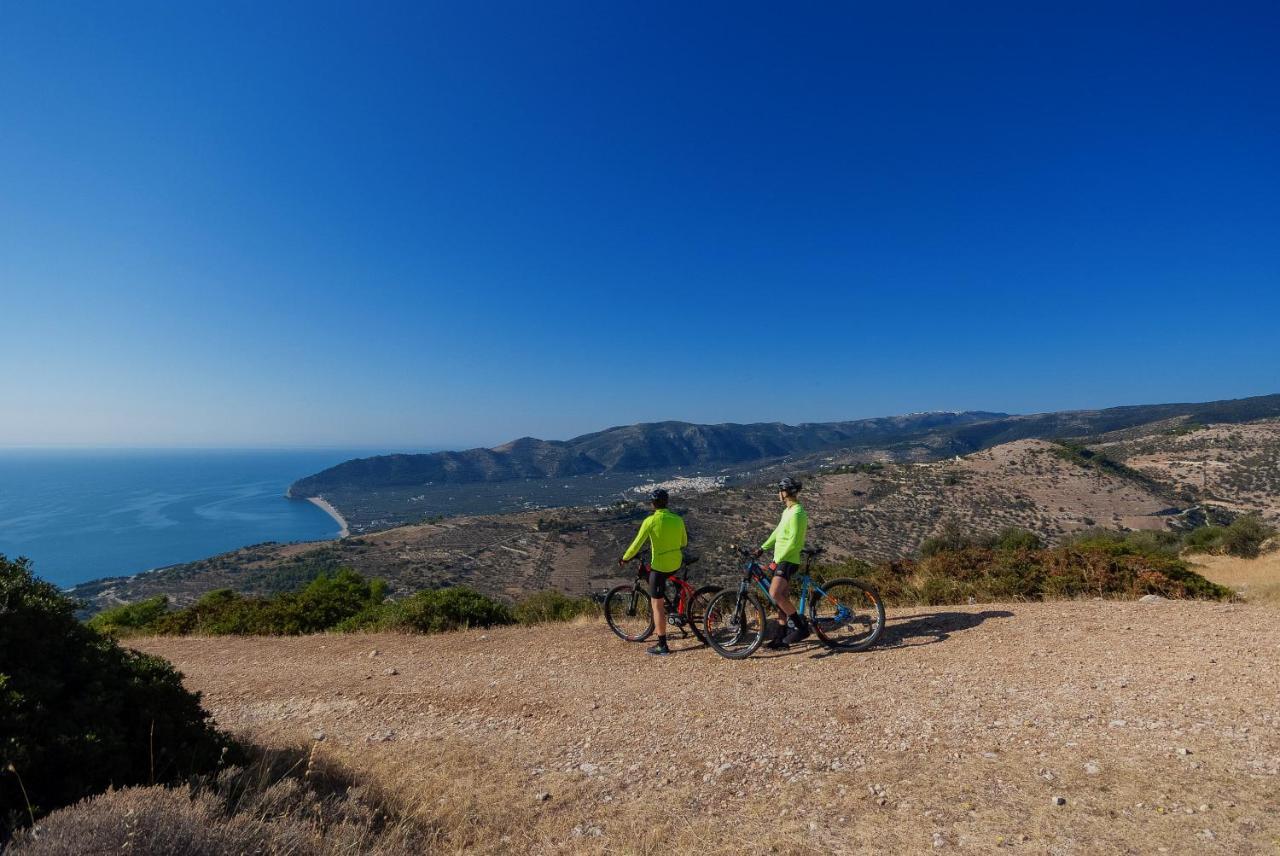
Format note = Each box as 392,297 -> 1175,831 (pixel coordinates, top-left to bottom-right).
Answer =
771,561 -> 800,581
648,569 -> 676,598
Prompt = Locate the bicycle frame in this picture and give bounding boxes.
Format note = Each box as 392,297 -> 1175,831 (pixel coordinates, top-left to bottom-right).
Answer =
627,561 -> 697,621
738,558 -> 825,614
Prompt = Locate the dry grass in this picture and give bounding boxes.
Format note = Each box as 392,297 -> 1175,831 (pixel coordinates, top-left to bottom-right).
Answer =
8,743 -> 428,855
1191,549 -> 1280,606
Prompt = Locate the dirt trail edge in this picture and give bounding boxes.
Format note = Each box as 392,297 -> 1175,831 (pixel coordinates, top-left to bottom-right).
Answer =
133,601 -> 1280,855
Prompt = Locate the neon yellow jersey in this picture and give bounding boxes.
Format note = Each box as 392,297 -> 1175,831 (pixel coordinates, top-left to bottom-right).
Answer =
761,503 -> 807,565
622,508 -> 687,573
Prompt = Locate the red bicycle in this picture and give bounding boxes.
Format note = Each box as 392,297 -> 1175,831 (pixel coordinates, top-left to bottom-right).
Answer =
604,557 -> 721,645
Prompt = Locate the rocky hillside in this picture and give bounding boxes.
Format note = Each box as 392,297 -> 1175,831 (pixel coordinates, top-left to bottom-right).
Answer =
287,394 -> 1280,531
70,415 -> 1280,613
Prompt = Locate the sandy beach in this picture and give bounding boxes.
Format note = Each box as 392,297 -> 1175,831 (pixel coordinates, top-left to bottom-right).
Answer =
305,496 -> 349,538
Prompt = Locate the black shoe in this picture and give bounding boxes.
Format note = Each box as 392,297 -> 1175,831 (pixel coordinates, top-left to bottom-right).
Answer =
764,621 -> 789,650
783,616 -> 812,645
646,642 -> 671,656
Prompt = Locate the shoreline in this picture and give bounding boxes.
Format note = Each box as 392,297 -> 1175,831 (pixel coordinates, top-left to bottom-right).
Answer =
306,496 -> 350,538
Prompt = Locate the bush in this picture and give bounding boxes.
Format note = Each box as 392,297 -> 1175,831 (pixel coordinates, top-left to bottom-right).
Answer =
1219,514 -> 1275,559
829,539 -> 1231,607
105,569 -> 389,637
8,743 -> 426,855
0,555 -> 231,838
993,527 -> 1043,552
343,587 -> 514,634
86,595 -> 170,636
513,591 -> 599,625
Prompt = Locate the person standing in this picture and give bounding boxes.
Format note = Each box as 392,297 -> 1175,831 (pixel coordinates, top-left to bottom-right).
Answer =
619,488 -> 687,656
755,477 -> 810,647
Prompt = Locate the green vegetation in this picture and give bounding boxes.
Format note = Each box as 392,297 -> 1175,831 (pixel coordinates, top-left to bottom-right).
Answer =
1179,513 -> 1276,559
339,587 -> 514,633
0,555 -> 230,837
84,569 -> 601,638
512,590 -> 599,625
919,521 -> 1044,557
832,537 -> 1231,606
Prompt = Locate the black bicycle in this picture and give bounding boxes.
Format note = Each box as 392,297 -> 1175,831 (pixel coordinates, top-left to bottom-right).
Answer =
603,556 -> 721,645
703,546 -> 885,659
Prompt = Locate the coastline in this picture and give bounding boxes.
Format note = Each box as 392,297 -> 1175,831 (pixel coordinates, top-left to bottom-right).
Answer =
306,496 -> 350,538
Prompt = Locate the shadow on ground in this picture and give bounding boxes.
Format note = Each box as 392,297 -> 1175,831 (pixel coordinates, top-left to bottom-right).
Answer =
877,609 -> 1015,649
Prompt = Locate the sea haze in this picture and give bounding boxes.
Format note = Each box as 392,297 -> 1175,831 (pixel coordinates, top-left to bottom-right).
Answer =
0,449 -> 394,587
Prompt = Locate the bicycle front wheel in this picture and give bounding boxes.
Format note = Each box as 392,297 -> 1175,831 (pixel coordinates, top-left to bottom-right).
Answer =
703,589 -> 767,660
604,584 -> 654,642
809,578 -> 885,651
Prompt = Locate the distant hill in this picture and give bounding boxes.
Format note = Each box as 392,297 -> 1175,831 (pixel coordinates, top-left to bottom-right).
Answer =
287,394 -> 1280,531
73,408 -> 1280,614
288,411 -> 1007,492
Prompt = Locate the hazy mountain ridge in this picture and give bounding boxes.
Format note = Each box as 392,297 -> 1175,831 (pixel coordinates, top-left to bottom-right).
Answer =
287,395 -> 1280,532
288,412 -> 1009,495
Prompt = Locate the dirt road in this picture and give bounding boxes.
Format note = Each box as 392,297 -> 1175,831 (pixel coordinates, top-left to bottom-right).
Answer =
133,601 -> 1280,854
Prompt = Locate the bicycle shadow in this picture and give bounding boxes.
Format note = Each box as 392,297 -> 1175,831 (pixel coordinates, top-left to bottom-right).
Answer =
752,609 -> 1015,660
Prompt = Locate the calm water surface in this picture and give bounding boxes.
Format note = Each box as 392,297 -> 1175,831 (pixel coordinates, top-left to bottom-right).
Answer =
0,449 -> 384,587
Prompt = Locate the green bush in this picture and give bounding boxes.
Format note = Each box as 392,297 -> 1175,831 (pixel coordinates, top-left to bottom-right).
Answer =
112,569 -> 388,637
0,555 -> 231,838
993,527 -> 1043,552
513,590 -> 599,625
1181,525 -> 1226,554
1219,514 -> 1275,559
829,539 -> 1231,607
86,595 -> 170,636
343,587 -> 514,634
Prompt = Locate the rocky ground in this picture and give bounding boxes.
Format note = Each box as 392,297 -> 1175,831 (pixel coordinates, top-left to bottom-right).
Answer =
133,600 -> 1280,854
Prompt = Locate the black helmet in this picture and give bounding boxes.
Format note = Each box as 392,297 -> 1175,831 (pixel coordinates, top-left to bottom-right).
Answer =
648,488 -> 669,502
777,477 -> 802,495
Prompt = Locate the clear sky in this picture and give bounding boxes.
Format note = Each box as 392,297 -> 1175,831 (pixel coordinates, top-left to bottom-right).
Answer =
2,2 -> 1277,449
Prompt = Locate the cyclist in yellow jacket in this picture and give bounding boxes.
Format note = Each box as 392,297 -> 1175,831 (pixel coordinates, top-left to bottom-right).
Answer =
619,488 -> 687,656
754,477 -> 810,647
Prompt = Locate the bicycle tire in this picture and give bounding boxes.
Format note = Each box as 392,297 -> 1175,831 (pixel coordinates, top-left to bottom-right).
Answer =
703,588 -> 767,660
604,584 -> 654,642
686,584 -> 722,645
809,578 -> 885,651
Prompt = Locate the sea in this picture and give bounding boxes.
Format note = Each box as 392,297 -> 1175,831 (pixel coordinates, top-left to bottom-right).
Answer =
0,448 -> 392,588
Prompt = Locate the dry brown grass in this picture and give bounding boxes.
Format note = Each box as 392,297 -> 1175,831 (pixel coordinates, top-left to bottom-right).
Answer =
1190,549 -> 1280,606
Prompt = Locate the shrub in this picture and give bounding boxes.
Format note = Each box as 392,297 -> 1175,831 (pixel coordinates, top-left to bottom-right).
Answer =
993,527 -> 1043,552
0,555 -> 230,838
1219,514 -> 1275,559
124,569 -> 389,637
826,540 -> 1231,607
513,591 -> 599,625
86,595 -> 170,636
8,743 -> 426,854
345,587 -> 514,634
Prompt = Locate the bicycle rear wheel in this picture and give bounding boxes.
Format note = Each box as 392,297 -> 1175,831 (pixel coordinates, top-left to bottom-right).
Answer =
604,584 -> 654,642
703,589 -> 767,660
809,578 -> 885,651
686,584 -> 722,644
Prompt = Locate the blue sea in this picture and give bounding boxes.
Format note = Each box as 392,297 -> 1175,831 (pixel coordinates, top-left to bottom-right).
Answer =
0,449 -> 387,587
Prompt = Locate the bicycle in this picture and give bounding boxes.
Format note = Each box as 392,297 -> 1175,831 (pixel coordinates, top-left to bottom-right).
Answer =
603,556 -> 721,645
702,545 -> 885,659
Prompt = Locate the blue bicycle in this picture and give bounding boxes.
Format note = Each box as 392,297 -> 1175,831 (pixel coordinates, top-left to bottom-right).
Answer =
703,546 -> 885,659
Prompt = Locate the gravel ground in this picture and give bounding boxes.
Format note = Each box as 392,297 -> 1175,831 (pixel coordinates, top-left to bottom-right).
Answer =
133,601 -> 1280,854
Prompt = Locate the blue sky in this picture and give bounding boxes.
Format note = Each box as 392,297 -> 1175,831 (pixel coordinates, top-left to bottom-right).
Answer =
2,1 -> 1277,449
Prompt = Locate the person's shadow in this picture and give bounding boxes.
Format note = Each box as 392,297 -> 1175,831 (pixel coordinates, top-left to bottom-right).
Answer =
875,609 -> 1014,649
